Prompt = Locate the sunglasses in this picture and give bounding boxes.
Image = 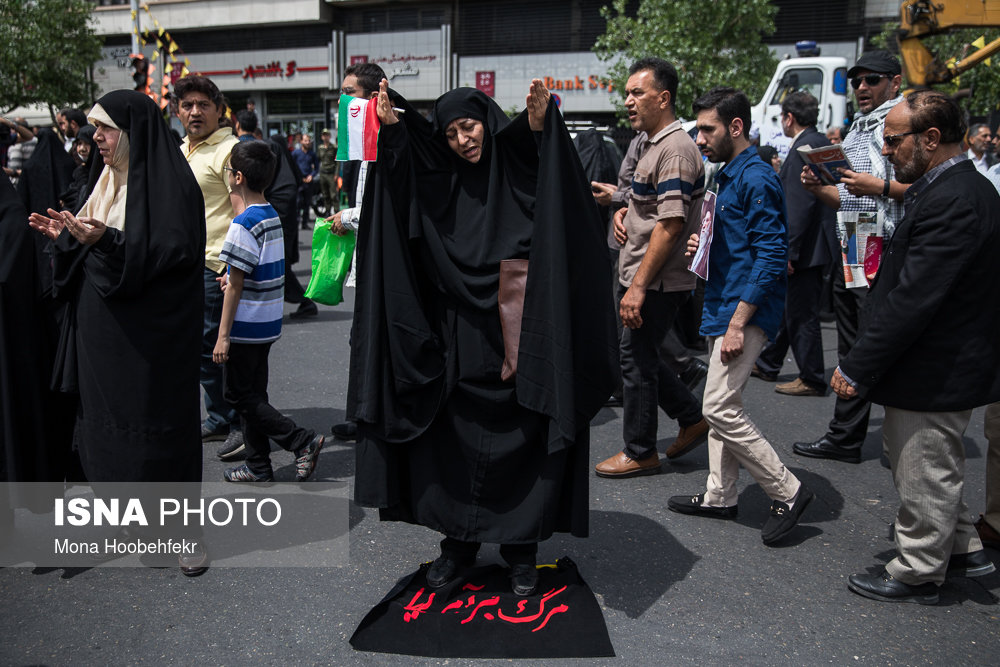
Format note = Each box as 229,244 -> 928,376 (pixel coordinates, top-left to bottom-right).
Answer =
883,130 -> 920,148
850,74 -> 889,89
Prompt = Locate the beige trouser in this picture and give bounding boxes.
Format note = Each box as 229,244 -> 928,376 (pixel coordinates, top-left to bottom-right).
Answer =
883,406 -> 982,585
983,401 -> 1000,533
702,326 -> 801,507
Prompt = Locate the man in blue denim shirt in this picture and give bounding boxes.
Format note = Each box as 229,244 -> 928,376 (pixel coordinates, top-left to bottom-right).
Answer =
668,87 -> 813,546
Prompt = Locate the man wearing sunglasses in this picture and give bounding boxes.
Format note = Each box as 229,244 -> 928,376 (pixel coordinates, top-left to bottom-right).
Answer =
796,50 -> 907,465
832,91 -> 1000,603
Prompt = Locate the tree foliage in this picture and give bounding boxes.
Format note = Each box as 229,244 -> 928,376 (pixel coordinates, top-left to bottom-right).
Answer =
0,0 -> 104,115
593,0 -> 778,122
874,21 -> 1000,116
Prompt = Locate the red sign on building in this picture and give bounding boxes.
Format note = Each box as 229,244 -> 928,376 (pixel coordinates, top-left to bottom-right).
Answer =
476,71 -> 495,97
350,55 -> 369,65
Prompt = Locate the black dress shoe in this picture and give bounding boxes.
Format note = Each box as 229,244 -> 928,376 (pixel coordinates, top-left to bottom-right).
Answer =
289,300 -> 318,319
331,421 -> 358,441
761,485 -> 814,545
847,569 -> 939,605
679,359 -> 709,391
792,437 -> 861,464
667,493 -> 737,519
510,564 -> 539,596
947,549 -> 996,578
426,554 -> 472,589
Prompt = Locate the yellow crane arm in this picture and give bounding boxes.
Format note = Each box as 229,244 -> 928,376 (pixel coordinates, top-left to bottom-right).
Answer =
898,0 -> 1000,85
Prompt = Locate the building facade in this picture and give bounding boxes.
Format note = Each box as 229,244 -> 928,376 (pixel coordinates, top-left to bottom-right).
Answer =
80,0 -> 899,140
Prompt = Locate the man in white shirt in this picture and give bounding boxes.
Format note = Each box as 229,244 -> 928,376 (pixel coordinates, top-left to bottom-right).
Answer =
967,123 -> 995,174
327,61 -> 386,443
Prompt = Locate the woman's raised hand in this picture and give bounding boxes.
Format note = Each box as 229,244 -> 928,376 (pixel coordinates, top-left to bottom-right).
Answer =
376,78 -> 399,125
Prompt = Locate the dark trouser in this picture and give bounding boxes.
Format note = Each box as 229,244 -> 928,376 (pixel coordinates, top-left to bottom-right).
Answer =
298,182 -> 317,225
319,172 -> 338,214
757,264 -> 826,387
619,285 -> 703,460
826,270 -> 871,449
280,210 -> 310,305
202,267 -> 236,431
224,342 -> 315,476
441,537 -> 537,566
609,248 -> 624,396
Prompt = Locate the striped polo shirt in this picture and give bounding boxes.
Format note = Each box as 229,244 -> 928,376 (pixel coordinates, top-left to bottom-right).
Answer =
219,203 -> 285,343
619,120 -> 706,292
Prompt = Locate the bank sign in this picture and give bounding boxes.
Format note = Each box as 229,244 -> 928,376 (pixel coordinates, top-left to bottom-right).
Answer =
459,52 -> 618,114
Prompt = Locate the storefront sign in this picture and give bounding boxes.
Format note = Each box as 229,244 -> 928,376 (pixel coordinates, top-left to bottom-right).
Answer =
346,30 -> 448,100
476,71 -> 495,97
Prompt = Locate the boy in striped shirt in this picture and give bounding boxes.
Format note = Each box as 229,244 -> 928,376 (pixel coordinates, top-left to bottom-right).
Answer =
213,140 -> 324,482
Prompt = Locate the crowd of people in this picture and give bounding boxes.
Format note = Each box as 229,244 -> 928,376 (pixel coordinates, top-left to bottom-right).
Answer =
1,50 -> 998,605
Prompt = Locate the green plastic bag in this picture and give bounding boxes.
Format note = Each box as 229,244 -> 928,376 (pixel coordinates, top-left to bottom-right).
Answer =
303,217 -> 355,305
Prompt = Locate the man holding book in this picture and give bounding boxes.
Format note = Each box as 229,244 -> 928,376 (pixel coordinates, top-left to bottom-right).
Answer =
796,50 -> 908,464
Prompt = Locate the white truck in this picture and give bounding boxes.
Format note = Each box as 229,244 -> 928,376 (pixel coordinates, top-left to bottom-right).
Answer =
752,42 -> 850,161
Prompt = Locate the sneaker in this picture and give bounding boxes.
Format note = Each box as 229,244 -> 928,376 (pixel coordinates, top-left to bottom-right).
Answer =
761,485 -> 814,545
294,434 -> 325,482
201,423 -> 229,443
331,421 -> 358,441
775,378 -> 825,397
216,429 -> 246,461
224,464 -> 273,483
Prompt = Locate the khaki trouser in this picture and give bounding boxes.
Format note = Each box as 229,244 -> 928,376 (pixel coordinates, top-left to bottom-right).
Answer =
702,326 -> 801,507
982,402 -> 1000,533
883,407 -> 982,585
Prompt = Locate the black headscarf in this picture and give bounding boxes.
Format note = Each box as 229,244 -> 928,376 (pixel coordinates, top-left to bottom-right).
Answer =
572,128 -> 620,185
406,87 -> 539,309
61,125 -> 97,214
348,88 -> 617,443
16,128 -> 76,215
71,90 -> 205,297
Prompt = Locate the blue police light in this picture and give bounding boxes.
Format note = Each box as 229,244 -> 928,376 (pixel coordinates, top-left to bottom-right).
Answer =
795,40 -> 821,58
833,68 -> 848,95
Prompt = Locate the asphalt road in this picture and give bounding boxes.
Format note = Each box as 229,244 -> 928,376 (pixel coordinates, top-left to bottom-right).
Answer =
1,230 -> 997,666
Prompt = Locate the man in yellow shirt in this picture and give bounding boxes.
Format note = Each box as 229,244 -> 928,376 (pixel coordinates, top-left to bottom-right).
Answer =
175,76 -> 241,449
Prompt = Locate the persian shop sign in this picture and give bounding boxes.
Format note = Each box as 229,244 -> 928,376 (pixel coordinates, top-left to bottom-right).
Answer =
348,53 -> 437,80
242,60 -> 326,80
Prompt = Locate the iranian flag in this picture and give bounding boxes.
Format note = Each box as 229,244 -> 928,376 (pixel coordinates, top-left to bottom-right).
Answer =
337,95 -> 380,162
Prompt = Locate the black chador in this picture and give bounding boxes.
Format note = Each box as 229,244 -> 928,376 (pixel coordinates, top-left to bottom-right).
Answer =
348,87 -> 617,548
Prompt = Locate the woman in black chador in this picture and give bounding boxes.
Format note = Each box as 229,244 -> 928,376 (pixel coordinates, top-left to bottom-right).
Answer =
348,79 -> 617,596
28,90 -> 205,484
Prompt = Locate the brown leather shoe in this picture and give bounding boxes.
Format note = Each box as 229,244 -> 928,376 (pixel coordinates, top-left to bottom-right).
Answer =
595,451 -> 661,478
750,364 -> 777,381
665,418 -> 709,459
975,514 -> 1000,550
775,378 -> 824,396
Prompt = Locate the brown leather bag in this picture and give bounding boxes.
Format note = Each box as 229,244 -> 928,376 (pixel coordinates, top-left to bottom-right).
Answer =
498,258 -> 529,382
